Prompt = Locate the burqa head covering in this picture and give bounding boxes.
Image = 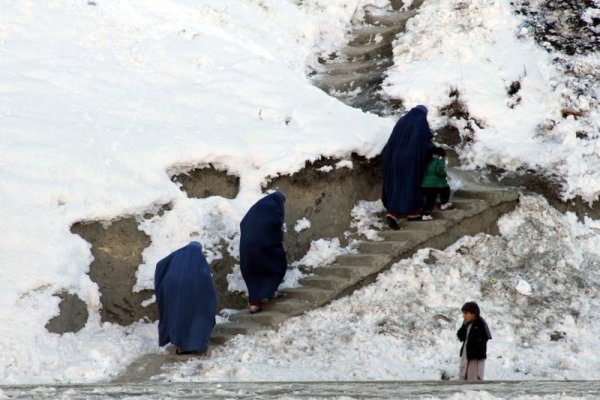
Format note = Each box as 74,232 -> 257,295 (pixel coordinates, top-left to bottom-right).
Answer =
414,104 -> 428,114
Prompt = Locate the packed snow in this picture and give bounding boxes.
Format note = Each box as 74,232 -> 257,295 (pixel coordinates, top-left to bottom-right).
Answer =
293,217 -> 312,233
1,0 -> 599,387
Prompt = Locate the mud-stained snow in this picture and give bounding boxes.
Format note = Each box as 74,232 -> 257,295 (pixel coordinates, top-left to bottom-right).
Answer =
163,196 -> 600,381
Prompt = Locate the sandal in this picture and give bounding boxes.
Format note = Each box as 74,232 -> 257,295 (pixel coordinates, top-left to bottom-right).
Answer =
386,213 -> 400,230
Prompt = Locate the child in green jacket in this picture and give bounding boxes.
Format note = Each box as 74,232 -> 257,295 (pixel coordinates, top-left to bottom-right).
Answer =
422,147 -> 452,219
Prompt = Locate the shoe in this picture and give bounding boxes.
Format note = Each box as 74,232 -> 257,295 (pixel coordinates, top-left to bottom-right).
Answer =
386,213 -> 400,230
249,304 -> 262,313
440,202 -> 453,210
176,348 -> 200,355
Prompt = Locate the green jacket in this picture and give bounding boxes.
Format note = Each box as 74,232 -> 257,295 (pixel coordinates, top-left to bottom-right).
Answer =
422,157 -> 449,188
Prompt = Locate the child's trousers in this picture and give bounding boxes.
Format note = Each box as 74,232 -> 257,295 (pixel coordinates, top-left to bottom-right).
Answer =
422,187 -> 450,215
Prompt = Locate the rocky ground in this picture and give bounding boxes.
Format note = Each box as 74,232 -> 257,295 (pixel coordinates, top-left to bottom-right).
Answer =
512,0 -> 600,55
511,0 -> 599,125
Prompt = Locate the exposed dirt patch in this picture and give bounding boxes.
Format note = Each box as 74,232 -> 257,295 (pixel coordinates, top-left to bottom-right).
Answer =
69,155 -> 382,326
266,154 -> 381,262
434,90 -> 484,167
172,165 -> 239,199
45,292 -> 88,334
71,217 -> 157,326
210,242 -> 248,310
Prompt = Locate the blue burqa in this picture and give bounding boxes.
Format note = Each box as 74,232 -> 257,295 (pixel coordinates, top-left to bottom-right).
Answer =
154,241 -> 217,353
381,105 -> 433,214
240,192 -> 288,302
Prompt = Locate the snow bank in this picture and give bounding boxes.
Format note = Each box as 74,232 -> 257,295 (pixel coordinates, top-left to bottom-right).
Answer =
0,0 -> 393,384
164,196 -> 600,381
383,0 -> 600,202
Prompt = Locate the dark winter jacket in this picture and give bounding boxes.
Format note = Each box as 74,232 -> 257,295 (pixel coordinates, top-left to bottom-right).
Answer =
457,316 -> 492,360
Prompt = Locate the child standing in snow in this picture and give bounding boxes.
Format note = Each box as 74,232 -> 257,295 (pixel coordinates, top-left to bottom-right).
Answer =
421,146 -> 452,219
457,302 -> 492,381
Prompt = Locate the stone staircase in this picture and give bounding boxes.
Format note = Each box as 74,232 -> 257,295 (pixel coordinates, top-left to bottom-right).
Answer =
211,174 -> 518,345
311,0 -> 425,115
112,171 -> 519,383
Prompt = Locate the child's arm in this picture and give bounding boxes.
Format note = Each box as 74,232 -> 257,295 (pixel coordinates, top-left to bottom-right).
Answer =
435,160 -> 447,178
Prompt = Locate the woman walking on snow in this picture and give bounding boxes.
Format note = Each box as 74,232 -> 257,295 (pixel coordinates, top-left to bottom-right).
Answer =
240,191 -> 288,313
457,301 -> 492,381
381,105 -> 433,229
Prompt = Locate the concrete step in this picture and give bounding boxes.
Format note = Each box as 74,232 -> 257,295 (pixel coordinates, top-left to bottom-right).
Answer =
398,219 -> 450,233
363,8 -> 419,27
358,240 -> 409,255
212,321 -> 268,337
261,297 -> 312,315
318,57 -> 392,76
349,24 -> 406,46
334,253 -> 392,267
312,68 -> 383,92
298,274 -> 354,290
284,286 -> 335,305
378,228 -> 432,243
454,188 -> 520,206
341,39 -> 391,60
431,208 -> 467,221
209,334 -> 233,346
313,264 -> 371,281
229,310 -> 287,329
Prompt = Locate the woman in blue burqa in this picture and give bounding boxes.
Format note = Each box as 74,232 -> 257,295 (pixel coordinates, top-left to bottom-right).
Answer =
154,241 -> 217,355
381,105 -> 434,228
240,191 -> 288,313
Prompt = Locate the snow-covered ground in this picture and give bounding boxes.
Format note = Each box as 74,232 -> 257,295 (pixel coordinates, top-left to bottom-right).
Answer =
161,195 -> 600,381
0,0 -> 392,384
1,0 -> 600,386
383,0 -> 600,203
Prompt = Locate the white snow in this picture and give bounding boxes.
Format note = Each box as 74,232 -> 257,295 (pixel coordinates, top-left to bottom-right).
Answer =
294,217 -> 312,233
516,279 -> 533,296
350,199 -> 386,241
335,160 -> 354,169
292,238 -> 353,270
